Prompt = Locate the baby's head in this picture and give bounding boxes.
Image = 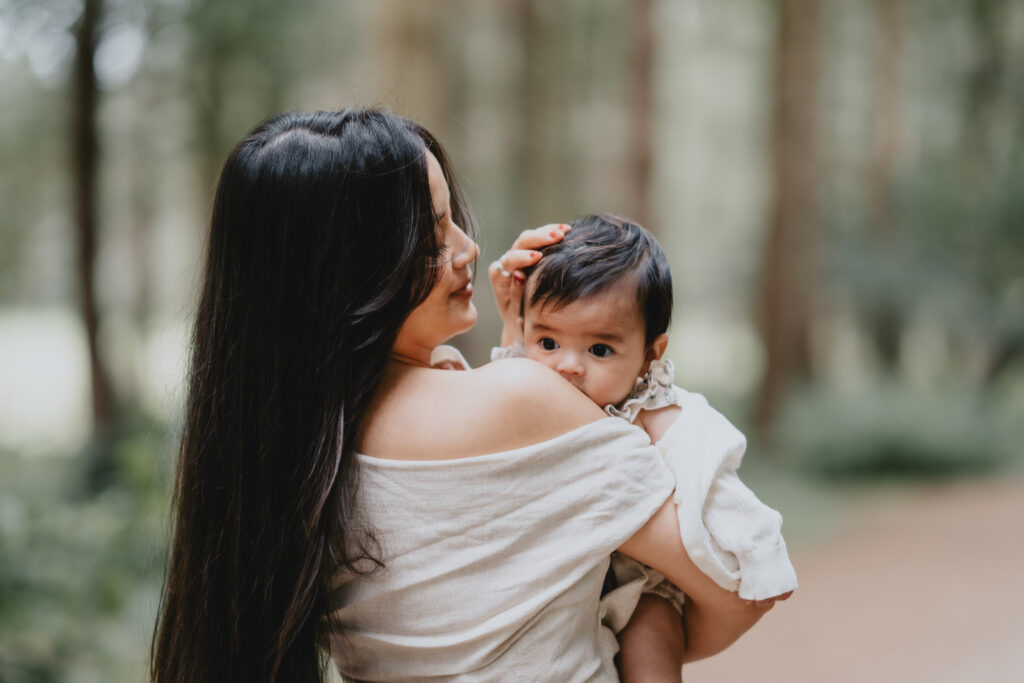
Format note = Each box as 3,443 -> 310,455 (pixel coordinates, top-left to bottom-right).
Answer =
521,214 -> 673,408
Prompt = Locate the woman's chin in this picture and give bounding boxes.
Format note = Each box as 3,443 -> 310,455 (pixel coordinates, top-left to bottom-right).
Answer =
429,300 -> 477,347
454,302 -> 477,334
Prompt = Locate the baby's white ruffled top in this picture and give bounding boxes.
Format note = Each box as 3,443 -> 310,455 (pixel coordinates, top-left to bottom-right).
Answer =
625,359 -> 797,601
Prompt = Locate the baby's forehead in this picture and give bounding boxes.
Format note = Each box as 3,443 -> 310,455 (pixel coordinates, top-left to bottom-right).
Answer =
524,285 -> 644,329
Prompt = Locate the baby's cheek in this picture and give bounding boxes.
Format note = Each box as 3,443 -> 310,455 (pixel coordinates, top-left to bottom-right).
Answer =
606,375 -> 641,406
525,348 -> 555,370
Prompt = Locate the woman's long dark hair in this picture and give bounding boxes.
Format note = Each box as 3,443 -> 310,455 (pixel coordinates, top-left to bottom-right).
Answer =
151,110 -> 474,682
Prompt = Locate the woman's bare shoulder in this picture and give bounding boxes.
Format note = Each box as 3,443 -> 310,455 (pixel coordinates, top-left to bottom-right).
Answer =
471,358 -> 607,437
362,359 -> 606,460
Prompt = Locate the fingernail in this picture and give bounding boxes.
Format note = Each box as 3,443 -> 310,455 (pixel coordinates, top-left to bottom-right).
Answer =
514,273 -> 525,285
549,230 -> 560,238
530,250 -> 541,258
561,223 -> 571,230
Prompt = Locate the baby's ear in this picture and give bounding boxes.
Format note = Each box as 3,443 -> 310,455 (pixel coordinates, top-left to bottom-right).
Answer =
646,333 -> 669,363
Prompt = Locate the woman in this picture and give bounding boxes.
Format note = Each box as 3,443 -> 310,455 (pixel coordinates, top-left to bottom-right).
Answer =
151,109 -> 766,682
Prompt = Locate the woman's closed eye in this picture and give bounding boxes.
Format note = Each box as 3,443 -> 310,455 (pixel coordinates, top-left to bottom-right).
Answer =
589,343 -> 614,358
539,337 -> 559,351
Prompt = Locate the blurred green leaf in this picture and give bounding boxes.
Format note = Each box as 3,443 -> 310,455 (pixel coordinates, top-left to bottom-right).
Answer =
775,380 -> 1024,480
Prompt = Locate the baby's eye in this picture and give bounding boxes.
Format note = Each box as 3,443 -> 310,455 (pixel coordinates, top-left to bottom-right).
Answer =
589,344 -> 614,358
539,338 -> 559,351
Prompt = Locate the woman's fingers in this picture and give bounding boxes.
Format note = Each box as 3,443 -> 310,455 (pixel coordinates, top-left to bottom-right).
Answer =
509,223 -> 571,252
488,259 -> 524,321
497,223 -> 570,280
488,258 -> 523,288
741,591 -> 794,608
498,249 -> 542,281
488,259 -> 510,279
490,222 -> 570,319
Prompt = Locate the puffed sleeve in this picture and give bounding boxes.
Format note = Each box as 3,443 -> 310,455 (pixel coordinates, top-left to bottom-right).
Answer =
658,388 -> 798,600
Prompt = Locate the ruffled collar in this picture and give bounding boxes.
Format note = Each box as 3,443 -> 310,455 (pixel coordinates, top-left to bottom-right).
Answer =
604,359 -> 679,423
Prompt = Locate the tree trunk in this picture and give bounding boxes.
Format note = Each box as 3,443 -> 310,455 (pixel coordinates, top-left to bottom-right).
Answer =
866,0 -> 901,233
515,0 -> 544,228
129,79 -> 157,405
963,0 -> 1005,176
73,0 -> 117,481
377,0 -> 446,130
193,39 -> 226,208
962,0 -> 1020,382
754,0 -> 821,433
865,0 -> 904,370
627,0 -> 655,229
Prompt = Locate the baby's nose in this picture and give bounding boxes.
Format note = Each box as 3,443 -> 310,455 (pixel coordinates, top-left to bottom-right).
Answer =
555,353 -> 584,377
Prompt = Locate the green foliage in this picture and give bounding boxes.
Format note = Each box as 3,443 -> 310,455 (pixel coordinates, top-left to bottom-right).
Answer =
829,149 -> 1024,373
0,419 -> 173,683
775,381 -> 1024,481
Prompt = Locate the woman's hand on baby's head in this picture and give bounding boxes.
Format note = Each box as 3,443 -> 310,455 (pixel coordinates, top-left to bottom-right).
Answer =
489,223 -> 570,339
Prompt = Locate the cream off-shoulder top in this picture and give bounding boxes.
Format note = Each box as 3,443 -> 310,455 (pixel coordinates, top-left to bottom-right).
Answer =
324,417 -> 674,682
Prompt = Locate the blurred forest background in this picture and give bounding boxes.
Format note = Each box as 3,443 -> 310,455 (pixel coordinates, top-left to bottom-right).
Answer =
1,0 -> 1023,680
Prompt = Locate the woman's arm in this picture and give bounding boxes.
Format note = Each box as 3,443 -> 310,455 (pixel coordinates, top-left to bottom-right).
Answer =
618,496 -> 773,662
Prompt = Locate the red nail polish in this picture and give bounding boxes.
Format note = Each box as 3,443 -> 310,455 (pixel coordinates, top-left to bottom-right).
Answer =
514,274 -> 525,285
550,230 -> 559,238
530,251 -> 541,257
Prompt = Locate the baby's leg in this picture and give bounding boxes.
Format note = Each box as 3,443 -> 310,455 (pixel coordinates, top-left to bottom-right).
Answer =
618,594 -> 686,683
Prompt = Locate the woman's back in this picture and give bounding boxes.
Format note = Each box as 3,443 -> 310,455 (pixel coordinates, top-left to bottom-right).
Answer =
328,412 -> 674,681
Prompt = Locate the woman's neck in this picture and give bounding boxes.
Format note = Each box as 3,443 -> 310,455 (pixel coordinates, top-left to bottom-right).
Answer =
389,349 -> 432,369
390,331 -> 440,369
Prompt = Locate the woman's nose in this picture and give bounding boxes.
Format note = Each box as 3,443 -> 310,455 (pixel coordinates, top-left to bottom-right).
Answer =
452,228 -> 479,268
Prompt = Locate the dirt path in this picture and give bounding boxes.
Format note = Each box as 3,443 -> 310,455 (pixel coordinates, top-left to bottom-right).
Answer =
686,478 -> 1024,683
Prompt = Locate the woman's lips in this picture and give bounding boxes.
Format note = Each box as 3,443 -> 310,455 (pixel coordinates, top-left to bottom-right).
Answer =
450,282 -> 473,298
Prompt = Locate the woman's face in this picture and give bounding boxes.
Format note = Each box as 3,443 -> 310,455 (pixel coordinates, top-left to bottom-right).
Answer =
394,150 -> 480,356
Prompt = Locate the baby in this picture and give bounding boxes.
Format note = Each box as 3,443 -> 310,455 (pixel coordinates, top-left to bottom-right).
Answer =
490,214 -> 798,679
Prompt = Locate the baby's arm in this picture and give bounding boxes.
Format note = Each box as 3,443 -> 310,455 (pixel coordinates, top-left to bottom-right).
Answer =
636,404 -> 681,443
619,402 -> 788,678
702,467 -> 798,602
647,392 -> 798,603
619,497 -> 772,662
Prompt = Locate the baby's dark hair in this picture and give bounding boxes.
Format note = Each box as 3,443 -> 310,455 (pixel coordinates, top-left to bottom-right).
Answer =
523,214 -> 673,345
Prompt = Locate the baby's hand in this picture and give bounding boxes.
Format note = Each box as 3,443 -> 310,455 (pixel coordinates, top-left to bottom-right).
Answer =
742,590 -> 794,609
489,223 -> 570,347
